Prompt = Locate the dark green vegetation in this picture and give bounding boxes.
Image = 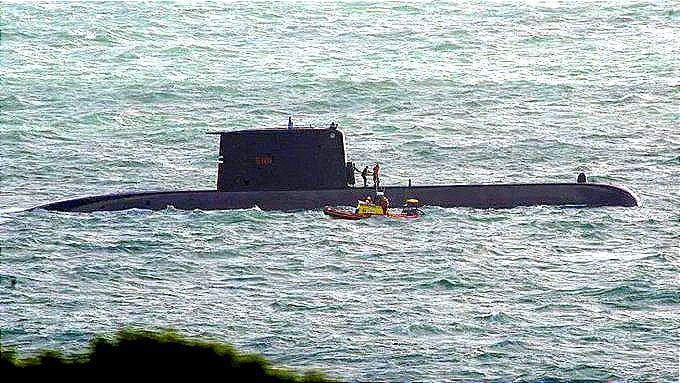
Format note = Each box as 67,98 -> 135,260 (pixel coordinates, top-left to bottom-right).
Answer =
1,329 -> 333,381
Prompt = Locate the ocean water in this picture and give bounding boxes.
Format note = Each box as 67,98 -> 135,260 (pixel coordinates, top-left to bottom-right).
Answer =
1,1 -> 678,381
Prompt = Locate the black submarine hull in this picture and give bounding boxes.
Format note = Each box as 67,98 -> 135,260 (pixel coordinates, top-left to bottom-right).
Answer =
32,183 -> 639,212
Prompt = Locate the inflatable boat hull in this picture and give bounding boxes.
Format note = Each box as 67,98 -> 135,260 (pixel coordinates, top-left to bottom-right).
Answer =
323,206 -> 419,220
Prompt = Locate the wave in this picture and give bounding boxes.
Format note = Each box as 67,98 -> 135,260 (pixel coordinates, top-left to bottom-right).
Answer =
433,41 -> 462,51
0,94 -> 44,111
417,278 -> 472,291
600,93 -> 642,104
581,284 -> 680,305
476,310 -> 514,323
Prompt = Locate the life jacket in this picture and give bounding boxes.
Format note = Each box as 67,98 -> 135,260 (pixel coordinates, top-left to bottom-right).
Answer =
379,196 -> 389,214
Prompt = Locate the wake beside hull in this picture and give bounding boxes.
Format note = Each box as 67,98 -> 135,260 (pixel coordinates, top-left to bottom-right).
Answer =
32,183 -> 639,213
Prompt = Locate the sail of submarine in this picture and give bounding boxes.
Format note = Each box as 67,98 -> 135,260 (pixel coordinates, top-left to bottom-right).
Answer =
33,124 -> 639,212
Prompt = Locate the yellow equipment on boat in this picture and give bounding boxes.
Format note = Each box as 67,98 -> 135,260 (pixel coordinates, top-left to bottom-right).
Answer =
356,200 -> 384,215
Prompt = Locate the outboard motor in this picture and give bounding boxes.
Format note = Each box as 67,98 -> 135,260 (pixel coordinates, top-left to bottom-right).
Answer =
401,198 -> 421,216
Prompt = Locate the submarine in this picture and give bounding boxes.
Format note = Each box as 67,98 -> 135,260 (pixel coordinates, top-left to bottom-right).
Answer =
33,123 -> 639,212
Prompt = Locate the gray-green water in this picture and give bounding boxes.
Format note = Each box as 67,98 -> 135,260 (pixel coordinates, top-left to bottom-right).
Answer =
1,2 -> 678,381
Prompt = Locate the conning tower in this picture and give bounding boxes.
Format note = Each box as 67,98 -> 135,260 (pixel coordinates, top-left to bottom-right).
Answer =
212,127 -> 354,191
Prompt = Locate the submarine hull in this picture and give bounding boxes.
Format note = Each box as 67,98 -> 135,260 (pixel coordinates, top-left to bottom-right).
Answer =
33,183 -> 639,212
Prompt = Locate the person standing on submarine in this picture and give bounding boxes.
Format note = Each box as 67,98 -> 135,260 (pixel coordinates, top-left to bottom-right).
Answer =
373,162 -> 381,190
360,165 -> 371,188
350,163 -> 372,188
354,165 -> 371,187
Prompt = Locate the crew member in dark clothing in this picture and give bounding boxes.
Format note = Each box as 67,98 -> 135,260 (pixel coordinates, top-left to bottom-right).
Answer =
361,166 -> 370,188
351,164 -> 371,188
373,163 -> 381,189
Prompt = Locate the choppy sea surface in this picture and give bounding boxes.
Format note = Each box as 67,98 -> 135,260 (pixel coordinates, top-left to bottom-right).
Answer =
1,2 -> 678,381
